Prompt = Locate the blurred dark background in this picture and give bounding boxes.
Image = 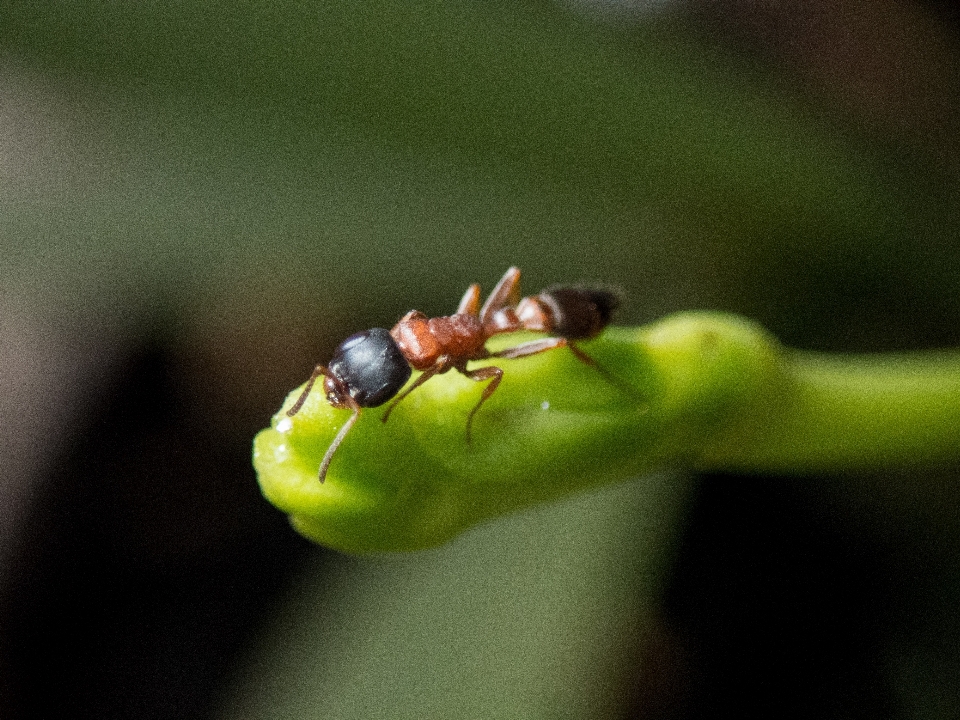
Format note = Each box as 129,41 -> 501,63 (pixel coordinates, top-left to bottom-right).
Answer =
2,1 -> 960,717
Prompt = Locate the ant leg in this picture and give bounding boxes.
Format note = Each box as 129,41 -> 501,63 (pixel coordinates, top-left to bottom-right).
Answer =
317,401 -> 360,483
381,363 -> 445,423
287,364 -> 331,417
566,341 -> 600,367
494,337 -> 641,398
479,267 -> 522,323
567,342 -> 643,398
457,283 -> 482,315
490,336 -> 568,359
457,364 -> 503,444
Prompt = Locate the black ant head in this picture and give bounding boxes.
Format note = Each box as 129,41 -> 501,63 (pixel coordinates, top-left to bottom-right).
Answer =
327,328 -> 412,408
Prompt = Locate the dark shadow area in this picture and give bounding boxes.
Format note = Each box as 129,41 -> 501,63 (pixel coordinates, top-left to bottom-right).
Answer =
654,473 -> 935,720
2,338 -> 316,720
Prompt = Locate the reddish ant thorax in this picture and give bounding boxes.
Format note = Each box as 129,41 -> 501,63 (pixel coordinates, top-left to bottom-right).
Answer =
390,310 -> 488,371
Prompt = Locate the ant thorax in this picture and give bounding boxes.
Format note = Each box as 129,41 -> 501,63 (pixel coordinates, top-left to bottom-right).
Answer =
391,311 -> 488,371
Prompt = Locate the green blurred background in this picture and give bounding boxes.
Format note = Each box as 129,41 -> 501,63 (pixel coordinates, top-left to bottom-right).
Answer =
3,1 -> 960,718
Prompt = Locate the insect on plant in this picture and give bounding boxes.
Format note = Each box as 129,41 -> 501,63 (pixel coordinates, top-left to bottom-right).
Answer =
286,267 -> 621,482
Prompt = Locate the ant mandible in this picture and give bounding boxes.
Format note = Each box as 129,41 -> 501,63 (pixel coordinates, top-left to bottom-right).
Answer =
286,267 -> 620,482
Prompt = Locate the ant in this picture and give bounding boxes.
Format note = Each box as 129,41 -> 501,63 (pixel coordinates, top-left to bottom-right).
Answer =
286,267 -> 621,482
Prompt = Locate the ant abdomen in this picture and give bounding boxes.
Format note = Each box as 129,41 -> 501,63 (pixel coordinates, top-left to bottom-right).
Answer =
539,287 -> 621,340
328,328 -> 412,407
512,287 -> 621,341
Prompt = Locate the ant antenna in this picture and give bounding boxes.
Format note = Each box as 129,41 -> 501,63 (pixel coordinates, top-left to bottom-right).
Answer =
287,364 -> 329,417
285,365 -> 364,482
317,403 -> 360,483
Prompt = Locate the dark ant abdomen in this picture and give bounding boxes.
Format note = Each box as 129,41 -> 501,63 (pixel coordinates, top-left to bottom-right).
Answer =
538,287 -> 621,340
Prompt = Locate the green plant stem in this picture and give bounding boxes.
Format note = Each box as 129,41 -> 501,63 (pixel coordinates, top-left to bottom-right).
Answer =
703,350 -> 960,472
253,311 -> 960,552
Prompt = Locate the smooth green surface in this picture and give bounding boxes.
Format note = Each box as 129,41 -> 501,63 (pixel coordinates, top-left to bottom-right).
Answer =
703,351 -> 960,472
254,311 -> 960,552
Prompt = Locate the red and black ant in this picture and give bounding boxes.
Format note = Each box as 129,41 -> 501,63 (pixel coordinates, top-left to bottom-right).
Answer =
286,267 -> 621,482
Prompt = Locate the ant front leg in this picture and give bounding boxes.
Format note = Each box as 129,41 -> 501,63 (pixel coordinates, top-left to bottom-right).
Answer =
457,364 -> 503,444
317,400 -> 361,483
381,363 -> 445,424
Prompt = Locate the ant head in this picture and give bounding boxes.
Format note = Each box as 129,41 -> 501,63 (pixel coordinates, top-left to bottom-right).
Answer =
321,373 -> 353,410
327,328 -> 412,408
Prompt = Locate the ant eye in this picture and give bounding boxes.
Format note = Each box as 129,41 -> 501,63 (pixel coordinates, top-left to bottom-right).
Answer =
329,328 -> 411,407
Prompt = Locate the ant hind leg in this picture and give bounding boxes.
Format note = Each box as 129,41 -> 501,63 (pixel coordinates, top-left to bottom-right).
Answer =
381,363 -> 444,423
490,336 -> 568,360
494,337 -> 642,400
567,342 -> 642,398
